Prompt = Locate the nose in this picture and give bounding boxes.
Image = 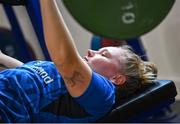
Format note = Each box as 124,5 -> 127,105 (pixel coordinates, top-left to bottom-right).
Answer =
87,49 -> 96,57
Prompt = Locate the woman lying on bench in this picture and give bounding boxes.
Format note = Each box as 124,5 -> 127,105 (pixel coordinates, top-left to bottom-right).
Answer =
0,0 -> 157,123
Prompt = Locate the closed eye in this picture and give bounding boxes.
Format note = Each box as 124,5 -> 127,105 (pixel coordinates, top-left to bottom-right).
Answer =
101,51 -> 110,58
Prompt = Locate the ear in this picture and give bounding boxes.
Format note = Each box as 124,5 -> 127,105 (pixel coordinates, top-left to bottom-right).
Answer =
110,74 -> 126,86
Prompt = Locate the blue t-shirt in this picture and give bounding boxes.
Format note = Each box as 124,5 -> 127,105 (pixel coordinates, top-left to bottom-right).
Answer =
0,61 -> 115,123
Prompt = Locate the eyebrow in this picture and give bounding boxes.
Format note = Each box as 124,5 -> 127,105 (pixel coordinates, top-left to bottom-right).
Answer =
98,48 -> 108,53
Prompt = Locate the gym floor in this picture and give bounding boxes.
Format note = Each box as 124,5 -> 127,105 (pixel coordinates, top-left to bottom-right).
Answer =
145,100 -> 180,123
169,100 -> 180,122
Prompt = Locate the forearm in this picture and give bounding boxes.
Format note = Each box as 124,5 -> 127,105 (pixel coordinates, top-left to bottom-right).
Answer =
0,53 -> 24,69
40,0 -> 78,65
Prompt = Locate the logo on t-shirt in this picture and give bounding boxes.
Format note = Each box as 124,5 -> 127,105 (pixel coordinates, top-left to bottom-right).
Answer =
32,66 -> 54,84
29,62 -> 54,84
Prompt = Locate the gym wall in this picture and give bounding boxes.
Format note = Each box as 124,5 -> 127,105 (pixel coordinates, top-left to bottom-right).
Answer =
0,5 -> 11,28
141,0 -> 180,99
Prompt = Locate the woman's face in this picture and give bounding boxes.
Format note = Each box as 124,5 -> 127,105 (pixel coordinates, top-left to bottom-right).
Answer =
83,47 -> 125,79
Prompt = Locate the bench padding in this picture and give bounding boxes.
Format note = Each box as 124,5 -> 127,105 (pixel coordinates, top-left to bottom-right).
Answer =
98,80 -> 177,122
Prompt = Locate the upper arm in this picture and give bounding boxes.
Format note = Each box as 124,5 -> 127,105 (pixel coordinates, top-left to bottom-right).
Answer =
40,0 -> 92,98
55,56 -> 92,97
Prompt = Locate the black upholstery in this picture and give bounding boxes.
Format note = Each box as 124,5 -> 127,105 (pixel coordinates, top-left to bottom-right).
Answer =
98,80 -> 177,122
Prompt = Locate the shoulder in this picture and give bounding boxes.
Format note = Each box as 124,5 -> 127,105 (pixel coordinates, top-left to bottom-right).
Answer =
74,71 -> 116,119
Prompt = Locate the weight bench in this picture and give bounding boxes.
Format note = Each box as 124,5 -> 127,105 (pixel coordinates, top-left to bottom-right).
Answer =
98,80 -> 177,122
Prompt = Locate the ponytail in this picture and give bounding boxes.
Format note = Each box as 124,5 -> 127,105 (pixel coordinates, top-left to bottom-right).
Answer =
139,61 -> 158,84
115,46 -> 158,100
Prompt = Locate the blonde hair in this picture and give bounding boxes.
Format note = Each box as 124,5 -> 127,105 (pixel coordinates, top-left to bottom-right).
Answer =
116,45 -> 158,99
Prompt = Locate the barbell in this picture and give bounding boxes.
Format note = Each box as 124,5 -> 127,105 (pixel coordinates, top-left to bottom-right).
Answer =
0,0 -> 175,39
